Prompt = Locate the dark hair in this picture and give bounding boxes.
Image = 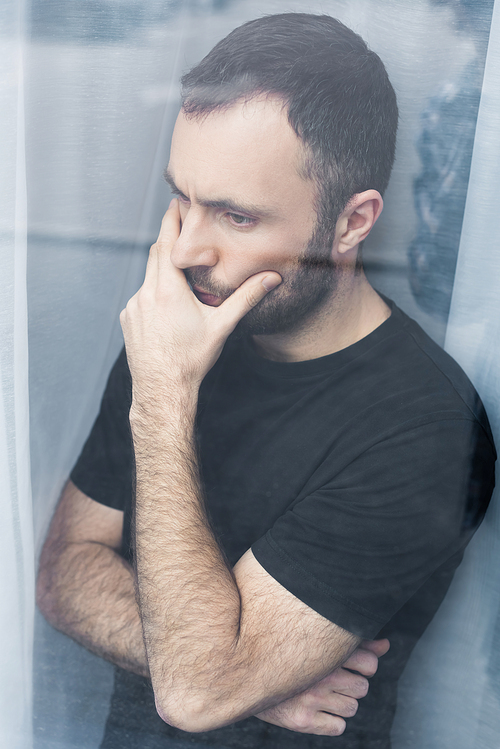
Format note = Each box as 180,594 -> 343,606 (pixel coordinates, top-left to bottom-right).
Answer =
181,13 -> 399,244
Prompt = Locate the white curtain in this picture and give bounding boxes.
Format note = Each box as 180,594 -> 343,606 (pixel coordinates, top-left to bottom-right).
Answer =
393,4 -> 500,744
1,0 -> 34,747
1,1 -> 498,747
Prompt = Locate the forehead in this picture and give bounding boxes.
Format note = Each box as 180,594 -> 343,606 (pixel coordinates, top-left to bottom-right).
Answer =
168,97 -> 315,216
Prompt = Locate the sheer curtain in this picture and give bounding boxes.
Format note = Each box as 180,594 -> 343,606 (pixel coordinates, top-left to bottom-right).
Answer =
1,1 -> 499,747
393,4 -> 500,744
1,0 -> 34,747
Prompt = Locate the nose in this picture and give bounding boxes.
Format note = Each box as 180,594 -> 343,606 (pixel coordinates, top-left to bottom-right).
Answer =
170,205 -> 218,270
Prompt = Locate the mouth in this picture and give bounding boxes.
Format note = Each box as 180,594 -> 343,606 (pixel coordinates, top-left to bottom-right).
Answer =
192,284 -> 224,307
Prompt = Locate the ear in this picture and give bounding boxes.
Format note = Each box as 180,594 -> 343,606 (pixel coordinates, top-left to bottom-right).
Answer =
336,190 -> 383,255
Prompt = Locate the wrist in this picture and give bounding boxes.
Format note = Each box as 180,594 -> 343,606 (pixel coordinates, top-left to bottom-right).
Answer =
129,389 -> 198,450
129,383 -> 198,425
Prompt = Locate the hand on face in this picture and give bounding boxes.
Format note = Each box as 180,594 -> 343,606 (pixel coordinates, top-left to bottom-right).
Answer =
120,199 -> 281,404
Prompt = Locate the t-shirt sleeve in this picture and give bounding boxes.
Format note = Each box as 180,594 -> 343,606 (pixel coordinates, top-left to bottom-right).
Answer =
252,416 -> 495,639
70,347 -> 134,512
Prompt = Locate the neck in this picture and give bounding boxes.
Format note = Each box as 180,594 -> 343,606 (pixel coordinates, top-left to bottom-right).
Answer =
252,271 -> 391,363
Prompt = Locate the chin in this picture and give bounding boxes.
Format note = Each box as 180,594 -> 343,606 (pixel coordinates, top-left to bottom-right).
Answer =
236,282 -> 333,337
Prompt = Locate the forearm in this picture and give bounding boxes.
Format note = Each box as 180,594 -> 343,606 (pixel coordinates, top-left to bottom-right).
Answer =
132,396 -> 357,731
132,397 -> 245,719
37,539 -> 148,677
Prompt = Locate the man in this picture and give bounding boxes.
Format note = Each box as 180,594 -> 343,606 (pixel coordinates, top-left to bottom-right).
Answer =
37,13 -> 495,749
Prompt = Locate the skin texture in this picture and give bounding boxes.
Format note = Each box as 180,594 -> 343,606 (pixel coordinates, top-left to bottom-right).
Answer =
37,97 -> 391,736
166,99 -> 390,364
37,480 -> 388,735
37,480 -> 149,678
165,101 -> 337,337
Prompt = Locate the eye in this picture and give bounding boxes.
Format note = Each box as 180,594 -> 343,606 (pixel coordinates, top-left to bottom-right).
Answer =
177,194 -> 190,206
227,212 -> 255,226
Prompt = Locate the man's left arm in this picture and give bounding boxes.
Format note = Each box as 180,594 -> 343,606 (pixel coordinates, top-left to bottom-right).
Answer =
121,201 -> 363,733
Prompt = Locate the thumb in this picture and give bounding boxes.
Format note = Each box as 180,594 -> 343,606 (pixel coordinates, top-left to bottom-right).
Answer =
217,271 -> 282,333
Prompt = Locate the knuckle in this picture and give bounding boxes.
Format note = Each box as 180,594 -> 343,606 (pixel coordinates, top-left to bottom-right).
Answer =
354,676 -> 369,698
246,291 -> 261,309
245,284 -> 266,309
364,652 -> 378,676
124,296 -> 137,314
328,717 -> 347,736
126,295 -> 140,313
156,236 -> 169,250
323,670 -> 342,689
353,650 -> 377,677
290,708 -> 313,732
302,688 -> 320,706
344,697 -> 359,717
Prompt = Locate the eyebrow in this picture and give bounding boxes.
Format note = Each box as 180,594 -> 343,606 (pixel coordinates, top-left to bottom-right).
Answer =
164,167 -> 273,218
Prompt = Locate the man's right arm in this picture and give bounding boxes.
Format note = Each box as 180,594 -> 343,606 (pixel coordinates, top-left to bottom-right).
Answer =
36,479 -> 149,677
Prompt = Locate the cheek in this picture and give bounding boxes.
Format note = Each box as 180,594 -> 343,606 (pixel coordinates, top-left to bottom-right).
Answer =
220,244 -> 297,287
228,231 -> 307,274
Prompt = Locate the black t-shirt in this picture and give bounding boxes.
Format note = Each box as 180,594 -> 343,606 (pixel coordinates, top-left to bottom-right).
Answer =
71,299 -> 495,748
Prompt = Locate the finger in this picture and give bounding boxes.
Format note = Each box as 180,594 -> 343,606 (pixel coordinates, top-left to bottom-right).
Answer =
143,242 -> 159,285
318,713 -> 347,737
259,704 -> 347,737
360,638 -> 390,657
155,198 -> 182,262
314,669 -> 369,700
296,709 -> 347,736
159,198 -> 181,240
215,271 -> 282,335
142,199 -> 180,287
299,712 -> 347,737
307,690 -> 359,720
342,647 -> 379,678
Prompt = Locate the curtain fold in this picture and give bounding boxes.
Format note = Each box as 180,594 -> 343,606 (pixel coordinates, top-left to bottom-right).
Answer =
0,0 -> 34,747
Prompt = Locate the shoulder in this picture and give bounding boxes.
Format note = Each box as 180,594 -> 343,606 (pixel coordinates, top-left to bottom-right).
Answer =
356,300 -> 493,442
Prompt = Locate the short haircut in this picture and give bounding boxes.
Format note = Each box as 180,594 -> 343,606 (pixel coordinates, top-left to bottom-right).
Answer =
181,13 -> 399,244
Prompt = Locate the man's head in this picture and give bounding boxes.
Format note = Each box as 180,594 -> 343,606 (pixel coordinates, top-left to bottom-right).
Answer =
167,13 -> 398,336
181,13 -> 398,246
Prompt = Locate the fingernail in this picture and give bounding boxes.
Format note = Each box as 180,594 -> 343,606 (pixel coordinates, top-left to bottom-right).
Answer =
169,198 -> 177,208
262,274 -> 281,291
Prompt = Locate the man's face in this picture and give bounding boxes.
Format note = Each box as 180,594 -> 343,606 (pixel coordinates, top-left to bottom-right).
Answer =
166,97 -> 339,336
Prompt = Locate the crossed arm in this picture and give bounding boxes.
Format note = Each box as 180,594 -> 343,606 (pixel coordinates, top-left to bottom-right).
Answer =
37,482 -> 387,735
130,395 -> 363,732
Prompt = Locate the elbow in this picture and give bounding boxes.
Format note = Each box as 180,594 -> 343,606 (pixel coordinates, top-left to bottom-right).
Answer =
154,689 -> 234,733
36,558 -> 62,627
36,566 -> 51,617
155,703 -> 220,734
36,535 -> 76,629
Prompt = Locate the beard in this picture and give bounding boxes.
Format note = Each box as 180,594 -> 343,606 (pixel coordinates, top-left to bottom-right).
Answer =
184,229 -> 340,336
